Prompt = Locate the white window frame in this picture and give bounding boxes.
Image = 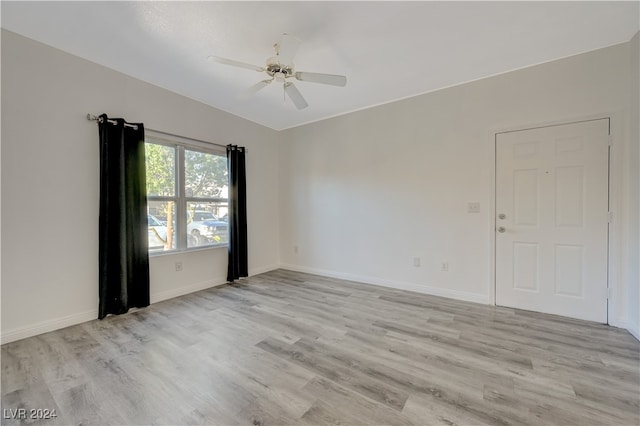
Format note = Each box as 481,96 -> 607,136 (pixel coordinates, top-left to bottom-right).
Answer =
146,130 -> 228,255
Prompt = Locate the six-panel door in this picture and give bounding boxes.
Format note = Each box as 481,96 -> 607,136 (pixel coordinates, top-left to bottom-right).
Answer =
495,119 -> 609,322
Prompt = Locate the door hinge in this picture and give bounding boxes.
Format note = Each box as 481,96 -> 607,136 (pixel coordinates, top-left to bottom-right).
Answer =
608,211 -> 614,223
606,287 -> 613,300
608,135 -> 613,147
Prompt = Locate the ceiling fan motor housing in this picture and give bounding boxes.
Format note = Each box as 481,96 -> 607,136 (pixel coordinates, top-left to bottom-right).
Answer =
265,62 -> 294,78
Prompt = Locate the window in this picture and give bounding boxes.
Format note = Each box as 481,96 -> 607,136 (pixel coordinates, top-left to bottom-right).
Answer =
145,133 -> 228,254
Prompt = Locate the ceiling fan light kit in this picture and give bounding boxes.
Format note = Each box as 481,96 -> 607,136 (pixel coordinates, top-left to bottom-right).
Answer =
211,33 -> 347,110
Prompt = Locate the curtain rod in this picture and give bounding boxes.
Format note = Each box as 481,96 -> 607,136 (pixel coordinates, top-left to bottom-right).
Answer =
86,114 -> 234,151
86,113 -> 139,129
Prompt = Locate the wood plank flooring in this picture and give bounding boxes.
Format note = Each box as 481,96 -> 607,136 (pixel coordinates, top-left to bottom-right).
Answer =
2,269 -> 639,425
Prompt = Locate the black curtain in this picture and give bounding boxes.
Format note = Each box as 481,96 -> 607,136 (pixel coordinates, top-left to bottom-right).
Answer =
98,114 -> 150,319
227,145 -> 248,282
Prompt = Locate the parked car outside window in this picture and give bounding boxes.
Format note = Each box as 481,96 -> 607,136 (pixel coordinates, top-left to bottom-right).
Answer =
187,210 -> 228,247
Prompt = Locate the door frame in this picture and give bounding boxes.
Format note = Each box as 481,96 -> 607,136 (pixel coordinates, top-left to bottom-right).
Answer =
488,113 -> 620,326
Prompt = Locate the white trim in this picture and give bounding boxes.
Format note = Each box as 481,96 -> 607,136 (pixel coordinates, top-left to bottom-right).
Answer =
2,276 -> 233,344
279,263 -> 491,305
146,129 -> 227,156
600,318 -> 639,341
488,130 -> 498,305
249,264 -> 280,277
4,263 -> 632,344
1,309 -> 98,345
606,112 -> 627,329
488,112 -> 615,138
0,263 -> 281,344
1,278 -> 228,344
626,322 -> 640,342
150,277 -> 227,304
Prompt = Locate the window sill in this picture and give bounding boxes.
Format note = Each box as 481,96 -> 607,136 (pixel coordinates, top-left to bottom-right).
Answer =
149,243 -> 228,257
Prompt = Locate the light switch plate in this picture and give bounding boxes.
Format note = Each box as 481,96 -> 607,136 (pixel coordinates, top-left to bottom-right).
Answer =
468,202 -> 480,213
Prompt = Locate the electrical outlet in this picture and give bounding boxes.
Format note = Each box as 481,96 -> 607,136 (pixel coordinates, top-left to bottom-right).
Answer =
441,261 -> 449,272
294,245 -> 299,254
413,257 -> 421,267
175,261 -> 183,272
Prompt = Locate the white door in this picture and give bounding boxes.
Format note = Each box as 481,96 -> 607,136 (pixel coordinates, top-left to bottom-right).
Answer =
495,119 -> 609,323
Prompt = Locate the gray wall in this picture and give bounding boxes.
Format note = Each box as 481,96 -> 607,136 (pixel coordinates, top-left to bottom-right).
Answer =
279,37 -> 639,336
1,30 -> 281,342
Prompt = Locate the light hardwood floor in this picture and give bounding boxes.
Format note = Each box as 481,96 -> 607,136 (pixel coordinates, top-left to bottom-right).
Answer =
2,269 -> 639,425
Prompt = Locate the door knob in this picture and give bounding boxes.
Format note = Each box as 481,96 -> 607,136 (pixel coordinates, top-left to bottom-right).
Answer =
498,213 -> 506,220
498,226 -> 506,233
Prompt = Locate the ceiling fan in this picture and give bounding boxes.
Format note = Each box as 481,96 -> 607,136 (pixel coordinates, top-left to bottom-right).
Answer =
209,34 -> 347,110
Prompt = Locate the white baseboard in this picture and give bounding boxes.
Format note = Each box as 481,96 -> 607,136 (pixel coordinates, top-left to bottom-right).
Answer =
1,263 -> 282,345
3,262 -> 633,344
279,263 -> 491,305
625,322 -> 640,341
604,317 -> 640,341
249,263 -> 280,277
150,277 -> 228,304
1,309 -> 98,345
1,278 -> 228,344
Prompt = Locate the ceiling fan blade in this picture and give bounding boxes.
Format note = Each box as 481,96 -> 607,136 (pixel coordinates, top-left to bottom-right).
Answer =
240,79 -> 273,99
276,33 -> 301,66
208,55 -> 264,72
295,71 -> 347,87
284,82 -> 308,110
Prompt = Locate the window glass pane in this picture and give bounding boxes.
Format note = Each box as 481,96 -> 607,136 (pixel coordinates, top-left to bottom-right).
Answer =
185,149 -> 227,198
145,143 -> 176,197
186,202 -> 228,248
148,200 -> 176,252
145,136 -> 230,254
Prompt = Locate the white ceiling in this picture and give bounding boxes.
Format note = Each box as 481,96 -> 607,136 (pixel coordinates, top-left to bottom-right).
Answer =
2,1 -> 638,130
